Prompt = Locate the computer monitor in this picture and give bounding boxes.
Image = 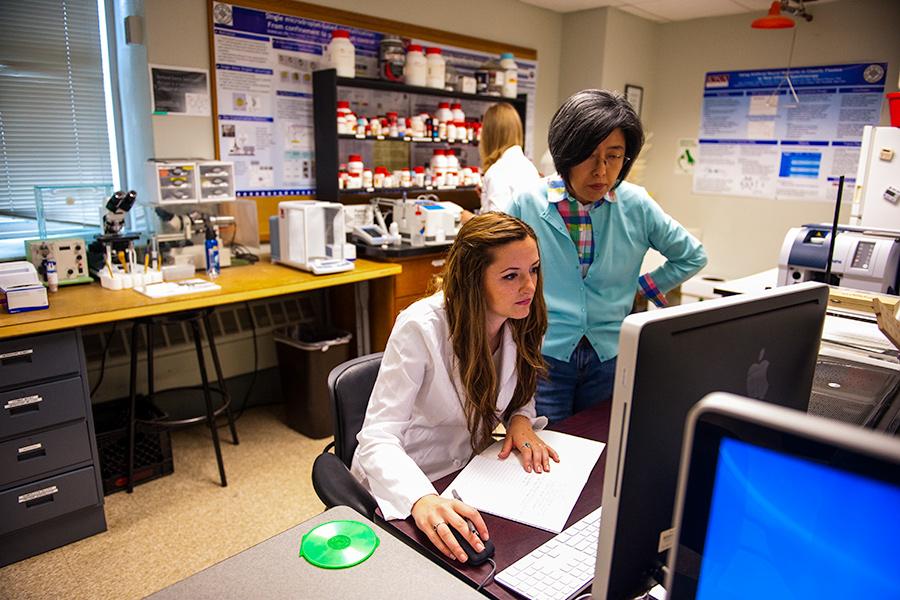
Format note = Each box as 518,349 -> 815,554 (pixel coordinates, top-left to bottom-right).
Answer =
666,392 -> 900,599
593,282 -> 829,599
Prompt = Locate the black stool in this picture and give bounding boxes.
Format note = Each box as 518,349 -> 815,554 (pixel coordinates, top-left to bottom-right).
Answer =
126,308 -> 239,492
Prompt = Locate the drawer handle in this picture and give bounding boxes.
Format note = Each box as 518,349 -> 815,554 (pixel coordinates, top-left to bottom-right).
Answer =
19,485 -> 58,507
5,394 -> 43,414
0,348 -> 34,365
17,442 -> 46,461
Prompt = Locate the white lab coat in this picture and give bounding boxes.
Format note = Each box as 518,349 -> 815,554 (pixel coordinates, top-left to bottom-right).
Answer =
480,145 -> 541,214
351,292 -> 547,520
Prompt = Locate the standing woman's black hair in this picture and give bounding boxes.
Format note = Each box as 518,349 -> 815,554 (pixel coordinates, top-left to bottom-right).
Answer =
548,89 -> 644,191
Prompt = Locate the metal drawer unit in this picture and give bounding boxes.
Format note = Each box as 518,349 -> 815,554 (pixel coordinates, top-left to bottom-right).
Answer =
0,329 -> 106,567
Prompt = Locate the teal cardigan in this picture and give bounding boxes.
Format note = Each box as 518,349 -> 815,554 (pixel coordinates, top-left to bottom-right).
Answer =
508,178 -> 708,363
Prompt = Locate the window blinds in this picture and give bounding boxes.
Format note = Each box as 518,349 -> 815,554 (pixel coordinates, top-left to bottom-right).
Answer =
0,0 -> 113,228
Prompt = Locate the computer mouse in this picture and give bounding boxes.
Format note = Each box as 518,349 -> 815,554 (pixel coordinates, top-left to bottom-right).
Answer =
449,525 -> 495,566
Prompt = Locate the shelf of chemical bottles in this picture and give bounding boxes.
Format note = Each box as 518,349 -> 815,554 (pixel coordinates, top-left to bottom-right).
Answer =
334,74 -> 527,108
338,134 -> 478,146
338,185 -> 479,197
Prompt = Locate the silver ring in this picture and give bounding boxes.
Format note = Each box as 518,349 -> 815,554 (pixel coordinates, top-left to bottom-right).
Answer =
523,442 -> 532,449
433,521 -> 447,533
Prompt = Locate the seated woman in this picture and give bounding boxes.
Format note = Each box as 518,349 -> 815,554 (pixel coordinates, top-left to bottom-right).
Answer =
351,212 -> 559,563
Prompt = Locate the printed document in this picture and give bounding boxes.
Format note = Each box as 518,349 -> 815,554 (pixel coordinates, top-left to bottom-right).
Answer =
441,430 -> 605,533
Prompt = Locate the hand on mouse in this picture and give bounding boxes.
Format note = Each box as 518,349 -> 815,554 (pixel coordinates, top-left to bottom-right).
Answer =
498,415 -> 560,473
411,494 -> 489,562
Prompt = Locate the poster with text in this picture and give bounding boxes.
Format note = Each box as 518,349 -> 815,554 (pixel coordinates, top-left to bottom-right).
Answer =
694,62 -> 886,202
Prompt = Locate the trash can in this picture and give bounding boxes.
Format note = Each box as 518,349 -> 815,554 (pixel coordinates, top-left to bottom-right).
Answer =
274,325 -> 352,438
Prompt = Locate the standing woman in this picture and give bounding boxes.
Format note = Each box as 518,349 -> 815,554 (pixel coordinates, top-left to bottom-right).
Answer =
508,89 -> 707,423
478,103 -> 541,214
351,212 -> 559,563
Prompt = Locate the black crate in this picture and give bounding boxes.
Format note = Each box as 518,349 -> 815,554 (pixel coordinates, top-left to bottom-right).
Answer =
93,398 -> 174,495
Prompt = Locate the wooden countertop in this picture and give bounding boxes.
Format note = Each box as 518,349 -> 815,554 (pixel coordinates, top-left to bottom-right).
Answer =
0,259 -> 401,339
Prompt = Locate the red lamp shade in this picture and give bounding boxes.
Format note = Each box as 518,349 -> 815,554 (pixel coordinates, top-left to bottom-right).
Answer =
752,1 -> 795,29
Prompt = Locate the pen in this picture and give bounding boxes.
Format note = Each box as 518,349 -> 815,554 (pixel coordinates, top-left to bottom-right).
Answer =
451,489 -> 478,535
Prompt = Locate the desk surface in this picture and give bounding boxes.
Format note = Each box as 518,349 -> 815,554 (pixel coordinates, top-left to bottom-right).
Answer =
390,402 -> 612,600
148,505 -> 483,599
0,259 -> 401,340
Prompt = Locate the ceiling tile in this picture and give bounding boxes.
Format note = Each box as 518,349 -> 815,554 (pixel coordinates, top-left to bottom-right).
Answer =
623,0 -> 748,21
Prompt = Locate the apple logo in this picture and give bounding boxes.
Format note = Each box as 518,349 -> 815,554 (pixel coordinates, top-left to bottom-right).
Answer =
746,349 -> 770,399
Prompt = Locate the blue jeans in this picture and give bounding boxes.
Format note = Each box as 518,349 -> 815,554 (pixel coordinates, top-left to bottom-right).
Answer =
536,338 -> 616,423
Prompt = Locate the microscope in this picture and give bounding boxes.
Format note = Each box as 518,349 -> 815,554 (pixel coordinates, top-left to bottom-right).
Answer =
87,190 -> 144,277
154,206 -> 234,269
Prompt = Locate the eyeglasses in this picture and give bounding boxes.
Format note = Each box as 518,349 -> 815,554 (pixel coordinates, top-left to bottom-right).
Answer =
593,154 -> 630,171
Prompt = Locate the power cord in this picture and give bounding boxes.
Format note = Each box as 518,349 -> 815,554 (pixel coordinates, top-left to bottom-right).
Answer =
90,322 -> 119,397
477,558 -> 497,591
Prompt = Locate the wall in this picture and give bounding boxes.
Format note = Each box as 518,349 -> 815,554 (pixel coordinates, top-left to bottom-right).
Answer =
144,0 -> 564,163
643,0 -> 900,279
555,0 -> 899,280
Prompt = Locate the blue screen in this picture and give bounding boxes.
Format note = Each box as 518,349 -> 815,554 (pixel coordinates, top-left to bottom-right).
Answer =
696,437 -> 900,600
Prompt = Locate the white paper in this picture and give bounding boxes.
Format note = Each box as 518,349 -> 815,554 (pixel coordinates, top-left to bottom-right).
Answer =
133,279 -> 221,299
441,430 -> 605,533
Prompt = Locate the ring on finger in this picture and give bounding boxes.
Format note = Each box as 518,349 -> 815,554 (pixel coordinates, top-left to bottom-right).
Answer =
523,442 -> 532,449
432,521 -> 447,533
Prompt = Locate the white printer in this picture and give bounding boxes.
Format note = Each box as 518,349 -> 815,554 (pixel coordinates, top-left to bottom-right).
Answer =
777,224 -> 900,294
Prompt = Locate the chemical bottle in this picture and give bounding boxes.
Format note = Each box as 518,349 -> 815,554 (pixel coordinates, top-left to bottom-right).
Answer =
205,226 -> 221,279
337,100 -> 353,134
326,29 -> 355,78
425,47 -> 446,89
404,45 -> 427,87
45,257 -> 59,292
379,35 -> 405,81
500,53 -> 518,98
451,103 -> 465,123
475,57 -> 504,96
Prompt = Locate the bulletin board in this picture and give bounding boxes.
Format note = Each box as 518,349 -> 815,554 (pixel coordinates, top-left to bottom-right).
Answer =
207,0 -> 538,204
693,62 -> 887,202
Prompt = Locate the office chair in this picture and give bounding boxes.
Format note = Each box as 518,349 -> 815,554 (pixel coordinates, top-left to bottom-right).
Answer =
311,353 -> 383,520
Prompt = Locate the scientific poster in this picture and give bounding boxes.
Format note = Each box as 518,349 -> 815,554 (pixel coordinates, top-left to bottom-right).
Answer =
694,62 -> 887,202
211,2 -> 538,197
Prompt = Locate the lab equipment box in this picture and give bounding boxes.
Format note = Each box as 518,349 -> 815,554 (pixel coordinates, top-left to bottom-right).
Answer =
148,160 -> 235,205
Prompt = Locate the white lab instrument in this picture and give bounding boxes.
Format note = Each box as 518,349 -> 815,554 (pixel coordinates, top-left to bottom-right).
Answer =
851,126 -> 900,229
275,201 -> 354,275
349,201 -> 401,246
389,198 -> 463,246
777,224 -> 900,294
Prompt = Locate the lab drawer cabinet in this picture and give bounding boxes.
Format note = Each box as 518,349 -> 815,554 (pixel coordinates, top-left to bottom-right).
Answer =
0,329 -> 106,567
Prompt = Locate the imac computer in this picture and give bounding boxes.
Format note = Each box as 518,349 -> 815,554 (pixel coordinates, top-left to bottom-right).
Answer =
666,392 -> 900,599
593,281 -> 829,599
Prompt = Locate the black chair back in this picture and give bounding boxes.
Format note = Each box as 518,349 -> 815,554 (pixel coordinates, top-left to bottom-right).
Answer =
327,352 -> 383,467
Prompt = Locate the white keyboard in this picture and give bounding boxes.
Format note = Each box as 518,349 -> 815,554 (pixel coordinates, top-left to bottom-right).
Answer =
495,507 -> 602,600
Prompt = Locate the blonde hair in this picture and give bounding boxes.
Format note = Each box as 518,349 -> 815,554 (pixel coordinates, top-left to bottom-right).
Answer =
442,212 -> 547,453
479,103 -> 525,173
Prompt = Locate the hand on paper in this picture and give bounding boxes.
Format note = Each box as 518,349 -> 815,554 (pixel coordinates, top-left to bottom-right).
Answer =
498,415 -> 560,473
411,493 -> 488,562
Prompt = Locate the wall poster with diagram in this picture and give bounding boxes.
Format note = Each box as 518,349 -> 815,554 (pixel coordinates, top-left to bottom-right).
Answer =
693,62 -> 887,202
209,1 -> 538,198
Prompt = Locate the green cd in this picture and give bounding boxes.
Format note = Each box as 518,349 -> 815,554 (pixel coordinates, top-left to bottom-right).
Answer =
299,519 -> 380,569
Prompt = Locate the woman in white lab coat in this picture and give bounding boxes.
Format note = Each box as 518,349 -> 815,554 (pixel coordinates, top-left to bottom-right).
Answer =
479,103 -> 541,214
351,212 -> 559,563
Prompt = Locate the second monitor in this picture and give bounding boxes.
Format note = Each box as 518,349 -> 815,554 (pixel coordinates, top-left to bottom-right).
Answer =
593,281 -> 829,599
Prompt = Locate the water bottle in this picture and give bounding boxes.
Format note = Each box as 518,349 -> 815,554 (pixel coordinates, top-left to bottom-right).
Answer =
205,227 -> 220,279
